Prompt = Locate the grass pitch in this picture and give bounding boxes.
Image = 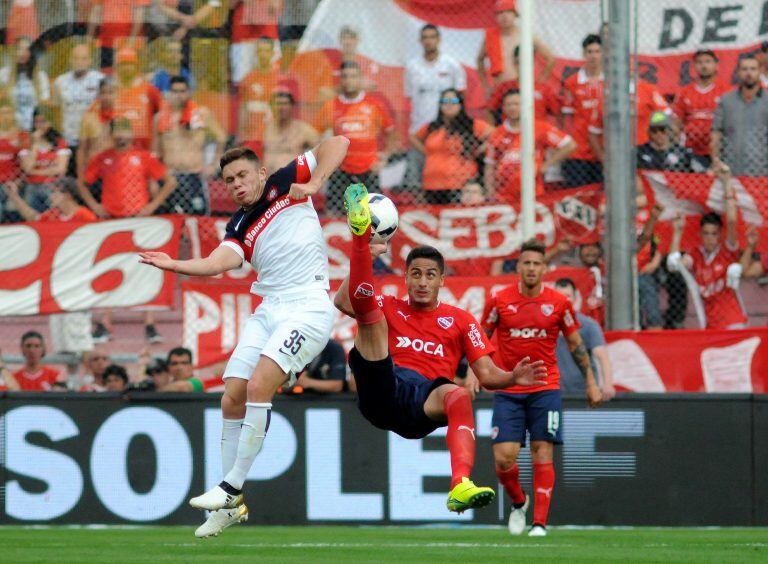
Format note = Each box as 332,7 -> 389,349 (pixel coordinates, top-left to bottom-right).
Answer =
0,526 -> 766,563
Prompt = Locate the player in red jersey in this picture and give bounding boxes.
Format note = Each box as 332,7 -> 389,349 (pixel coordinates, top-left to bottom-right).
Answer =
481,238 -> 602,537
668,171 -> 747,329
335,183 -> 546,514
672,49 -> 728,170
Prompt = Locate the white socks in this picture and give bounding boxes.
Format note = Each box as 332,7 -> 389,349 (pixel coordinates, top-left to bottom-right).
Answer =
221,418 -> 243,477
223,402 -> 272,490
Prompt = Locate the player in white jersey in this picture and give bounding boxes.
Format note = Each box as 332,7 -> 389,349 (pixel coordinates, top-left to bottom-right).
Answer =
139,136 -> 349,537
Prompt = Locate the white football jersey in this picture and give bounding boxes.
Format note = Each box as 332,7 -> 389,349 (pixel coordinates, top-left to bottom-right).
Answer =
219,152 -> 329,296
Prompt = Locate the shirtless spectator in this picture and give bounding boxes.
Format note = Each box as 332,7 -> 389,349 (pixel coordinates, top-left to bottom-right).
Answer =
12,331 -> 62,392
51,44 -> 104,175
476,0 -> 555,94
238,37 -> 280,159
154,76 -> 226,215
263,89 -> 318,173
77,77 -> 117,186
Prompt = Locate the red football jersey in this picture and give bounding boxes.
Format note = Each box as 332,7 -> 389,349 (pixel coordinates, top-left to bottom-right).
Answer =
672,81 -> 729,156
561,68 -> 604,160
13,366 -> 60,391
686,243 -> 748,329
482,284 -> 579,393
381,295 -> 493,381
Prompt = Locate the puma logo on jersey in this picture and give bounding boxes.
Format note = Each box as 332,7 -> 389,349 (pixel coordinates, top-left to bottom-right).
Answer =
536,487 -> 553,498
509,328 -> 548,338
457,425 -> 475,439
397,311 -> 410,321
395,336 -> 444,357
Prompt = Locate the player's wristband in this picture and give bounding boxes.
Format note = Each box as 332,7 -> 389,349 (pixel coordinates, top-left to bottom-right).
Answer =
188,377 -> 204,392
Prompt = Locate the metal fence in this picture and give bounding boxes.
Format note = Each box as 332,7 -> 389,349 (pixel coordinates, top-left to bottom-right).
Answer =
0,0 -> 766,388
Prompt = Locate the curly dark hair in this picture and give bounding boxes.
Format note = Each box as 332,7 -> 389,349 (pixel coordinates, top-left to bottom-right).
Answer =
424,89 -> 482,159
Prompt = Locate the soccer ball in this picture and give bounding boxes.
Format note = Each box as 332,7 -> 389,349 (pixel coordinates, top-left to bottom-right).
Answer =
368,193 -> 399,242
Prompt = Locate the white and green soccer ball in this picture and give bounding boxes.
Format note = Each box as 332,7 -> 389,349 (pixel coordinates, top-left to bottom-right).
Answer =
368,193 -> 399,242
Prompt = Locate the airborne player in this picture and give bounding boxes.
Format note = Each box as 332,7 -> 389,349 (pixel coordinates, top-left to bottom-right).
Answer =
335,183 -> 546,513
482,238 -> 602,537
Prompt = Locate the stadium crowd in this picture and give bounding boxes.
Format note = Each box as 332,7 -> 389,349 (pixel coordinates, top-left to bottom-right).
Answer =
0,0 -> 766,391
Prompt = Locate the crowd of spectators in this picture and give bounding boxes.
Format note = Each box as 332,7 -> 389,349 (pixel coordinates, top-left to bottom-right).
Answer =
0,0 -> 765,349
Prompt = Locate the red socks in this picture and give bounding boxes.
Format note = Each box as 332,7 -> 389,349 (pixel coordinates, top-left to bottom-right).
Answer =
495,463 -> 527,506
532,462 -> 555,527
348,227 -> 383,325
444,387 -> 476,488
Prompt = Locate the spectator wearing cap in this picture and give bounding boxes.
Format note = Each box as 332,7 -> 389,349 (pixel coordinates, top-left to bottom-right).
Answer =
294,339 -> 347,394
403,24 -> 466,191
263,89 -> 319,173
711,55 -> 768,177
12,331 -> 62,392
103,364 -> 129,392
672,49 -> 728,171
476,0 -> 555,94
553,278 -> 615,400
87,0 -> 148,70
146,358 -> 171,388
239,37 -> 281,160
316,61 -> 397,214
637,112 -> 697,172
113,47 -> 164,151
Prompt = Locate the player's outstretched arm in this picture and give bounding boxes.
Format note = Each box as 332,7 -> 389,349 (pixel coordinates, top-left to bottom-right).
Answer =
289,135 -> 350,200
470,355 -> 547,390
139,245 -> 243,277
565,331 -> 602,408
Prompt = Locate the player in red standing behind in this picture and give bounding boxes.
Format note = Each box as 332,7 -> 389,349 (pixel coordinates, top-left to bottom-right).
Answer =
482,238 -> 602,537
335,184 -> 546,513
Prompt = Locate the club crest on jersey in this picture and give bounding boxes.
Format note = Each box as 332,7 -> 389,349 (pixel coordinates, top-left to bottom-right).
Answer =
267,186 -> 278,201
490,426 -> 499,440
437,316 -> 454,329
354,283 -> 374,299
541,304 -> 554,316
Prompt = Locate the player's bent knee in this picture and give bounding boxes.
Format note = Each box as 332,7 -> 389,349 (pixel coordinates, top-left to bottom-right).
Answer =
493,444 -> 520,469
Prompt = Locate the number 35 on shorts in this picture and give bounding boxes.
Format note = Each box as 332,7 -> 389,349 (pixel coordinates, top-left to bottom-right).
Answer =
279,329 -> 306,356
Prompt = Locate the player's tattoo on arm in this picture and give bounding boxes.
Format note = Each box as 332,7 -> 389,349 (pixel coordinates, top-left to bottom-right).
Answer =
570,342 -> 592,381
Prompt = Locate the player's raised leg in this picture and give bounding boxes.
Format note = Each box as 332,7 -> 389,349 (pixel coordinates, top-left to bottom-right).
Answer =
344,183 -> 387,359
423,384 -> 495,513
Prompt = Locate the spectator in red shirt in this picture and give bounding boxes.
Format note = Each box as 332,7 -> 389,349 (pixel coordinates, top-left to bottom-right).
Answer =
13,331 -> 62,391
673,49 -> 728,171
740,227 -> 768,280
19,108 -> 70,212
486,45 -> 560,125
484,90 -> 575,204
114,48 -> 164,150
0,97 -> 26,223
636,203 -> 664,330
80,117 -> 176,218
560,34 -> 604,187
316,61 -> 397,214
229,0 -> 283,84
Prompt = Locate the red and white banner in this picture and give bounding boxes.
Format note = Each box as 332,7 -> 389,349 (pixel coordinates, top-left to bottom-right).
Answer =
607,328 -> 768,393
0,218 -> 182,315
182,268 -> 596,366
302,0 -> 768,104
641,171 -> 768,254
184,186 -> 603,282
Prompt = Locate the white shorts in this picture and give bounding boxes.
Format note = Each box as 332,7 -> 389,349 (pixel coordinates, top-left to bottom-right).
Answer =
222,290 -> 335,386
